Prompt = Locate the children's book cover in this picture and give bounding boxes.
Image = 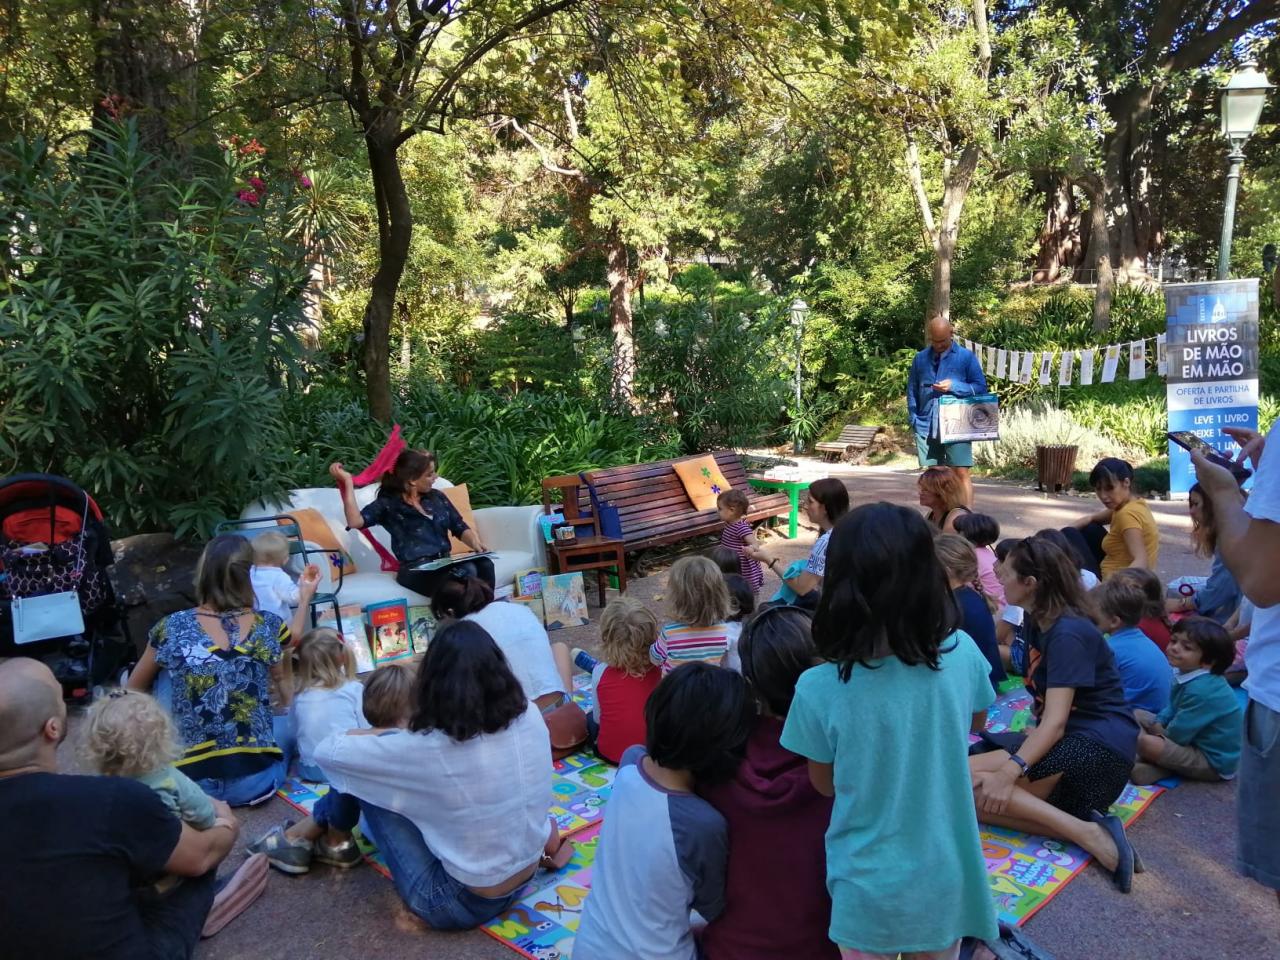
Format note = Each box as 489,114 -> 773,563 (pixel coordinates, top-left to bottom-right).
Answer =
510,593 -> 546,625
407,604 -> 435,655
542,573 -> 588,630
514,567 -> 546,598
364,599 -> 412,664
317,603 -> 375,673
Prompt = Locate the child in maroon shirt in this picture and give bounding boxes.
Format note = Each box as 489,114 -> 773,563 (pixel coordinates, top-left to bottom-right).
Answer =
698,607 -> 836,960
718,490 -> 764,595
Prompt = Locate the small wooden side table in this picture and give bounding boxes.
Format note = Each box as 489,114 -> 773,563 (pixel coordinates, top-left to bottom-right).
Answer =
548,535 -> 627,607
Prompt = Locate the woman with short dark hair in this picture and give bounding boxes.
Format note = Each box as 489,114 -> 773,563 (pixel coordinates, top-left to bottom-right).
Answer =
311,621 -> 552,929
1071,457 -> 1159,578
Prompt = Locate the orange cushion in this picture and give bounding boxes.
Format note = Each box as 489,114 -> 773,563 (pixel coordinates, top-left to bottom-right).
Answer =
439,484 -> 478,555
672,455 -> 732,511
279,508 -> 356,575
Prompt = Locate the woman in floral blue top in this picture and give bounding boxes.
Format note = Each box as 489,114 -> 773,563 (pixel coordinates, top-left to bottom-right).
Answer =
129,534 -> 319,805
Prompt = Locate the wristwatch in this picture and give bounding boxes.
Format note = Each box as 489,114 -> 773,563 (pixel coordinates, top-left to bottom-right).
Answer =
1006,752 -> 1030,778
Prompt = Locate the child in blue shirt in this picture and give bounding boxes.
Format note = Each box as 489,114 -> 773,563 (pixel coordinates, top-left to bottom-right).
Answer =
781,503 -> 998,957
1132,617 -> 1243,785
575,663 -> 753,960
1094,576 -> 1171,714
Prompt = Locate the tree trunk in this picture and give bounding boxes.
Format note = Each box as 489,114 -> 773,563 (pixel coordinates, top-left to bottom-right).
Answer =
1032,174 -> 1079,283
925,145 -> 980,327
1101,86 -> 1156,281
300,251 -> 325,349
89,0 -> 196,152
361,129 -> 411,424
1070,170 -> 1114,333
605,221 -> 636,408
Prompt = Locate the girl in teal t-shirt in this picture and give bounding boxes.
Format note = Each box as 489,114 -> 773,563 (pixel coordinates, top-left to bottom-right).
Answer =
781,503 -> 998,958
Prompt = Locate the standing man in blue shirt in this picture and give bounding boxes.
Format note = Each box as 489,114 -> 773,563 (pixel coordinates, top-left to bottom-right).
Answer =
906,317 -> 987,507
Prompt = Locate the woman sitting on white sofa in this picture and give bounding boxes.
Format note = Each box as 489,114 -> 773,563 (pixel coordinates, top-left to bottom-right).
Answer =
329,450 -> 494,602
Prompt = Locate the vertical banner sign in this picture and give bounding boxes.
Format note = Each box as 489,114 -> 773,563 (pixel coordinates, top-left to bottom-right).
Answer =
1165,280 -> 1260,498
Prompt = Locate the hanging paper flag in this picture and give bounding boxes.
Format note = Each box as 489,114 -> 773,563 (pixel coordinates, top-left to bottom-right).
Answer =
1020,351 -> 1035,384
1038,351 -> 1054,385
1101,344 -> 1121,383
1156,333 -> 1168,375
1127,340 -> 1147,380
1059,350 -> 1076,386
996,349 -> 1008,380
1080,348 -> 1096,386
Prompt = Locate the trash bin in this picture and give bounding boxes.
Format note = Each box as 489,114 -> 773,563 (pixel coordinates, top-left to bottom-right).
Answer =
1036,444 -> 1079,493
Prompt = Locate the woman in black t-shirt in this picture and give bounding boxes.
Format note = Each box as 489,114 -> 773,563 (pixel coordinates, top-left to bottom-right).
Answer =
968,537 -> 1141,893
330,449 -> 495,602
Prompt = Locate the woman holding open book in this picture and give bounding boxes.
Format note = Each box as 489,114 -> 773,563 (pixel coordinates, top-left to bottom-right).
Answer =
329,450 -> 495,600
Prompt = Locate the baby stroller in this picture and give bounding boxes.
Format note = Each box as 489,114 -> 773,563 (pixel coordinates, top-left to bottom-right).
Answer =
0,474 -> 133,699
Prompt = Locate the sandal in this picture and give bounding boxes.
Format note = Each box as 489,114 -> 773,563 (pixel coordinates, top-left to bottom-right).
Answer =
1088,809 -> 1134,893
201,853 -> 269,938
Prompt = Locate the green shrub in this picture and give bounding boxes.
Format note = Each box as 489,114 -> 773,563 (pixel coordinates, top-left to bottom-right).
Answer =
281,382 -> 681,508
633,292 -> 790,452
1063,381 -> 1167,457
974,401 -> 1141,472
0,121 -> 311,537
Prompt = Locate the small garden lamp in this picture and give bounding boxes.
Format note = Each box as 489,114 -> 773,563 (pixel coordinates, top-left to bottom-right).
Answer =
1218,64 -> 1273,280
789,298 -> 809,453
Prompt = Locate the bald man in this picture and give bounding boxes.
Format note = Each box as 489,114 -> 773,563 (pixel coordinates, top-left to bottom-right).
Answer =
0,659 -> 238,960
906,318 -> 987,507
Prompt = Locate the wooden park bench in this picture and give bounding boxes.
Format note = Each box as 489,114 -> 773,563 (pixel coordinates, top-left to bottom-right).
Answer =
578,450 -> 790,564
815,424 -> 884,462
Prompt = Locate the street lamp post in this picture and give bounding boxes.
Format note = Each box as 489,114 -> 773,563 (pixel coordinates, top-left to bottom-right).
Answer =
1217,64 -> 1273,281
789,298 -> 809,454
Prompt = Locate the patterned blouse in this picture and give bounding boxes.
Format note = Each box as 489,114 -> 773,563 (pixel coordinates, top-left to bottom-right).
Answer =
148,608 -> 285,782
359,490 -> 468,565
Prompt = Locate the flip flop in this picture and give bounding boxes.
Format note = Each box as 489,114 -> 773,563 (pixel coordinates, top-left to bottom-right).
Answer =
1089,809 -> 1134,893
201,853 -> 269,938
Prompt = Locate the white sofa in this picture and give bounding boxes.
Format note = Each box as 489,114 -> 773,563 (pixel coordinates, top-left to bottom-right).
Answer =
240,479 -> 546,610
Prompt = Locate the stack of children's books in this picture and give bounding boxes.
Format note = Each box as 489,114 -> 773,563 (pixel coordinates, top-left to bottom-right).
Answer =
509,568 -> 589,630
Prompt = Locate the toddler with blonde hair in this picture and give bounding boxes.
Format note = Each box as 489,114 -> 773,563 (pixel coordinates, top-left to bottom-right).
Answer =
582,597 -> 662,764
650,555 -> 733,674
83,689 -> 217,830
248,627 -> 366,874
250,530 -> 300,622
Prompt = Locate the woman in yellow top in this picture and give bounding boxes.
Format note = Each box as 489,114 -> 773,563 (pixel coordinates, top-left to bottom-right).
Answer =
1071,458 -> 1160,578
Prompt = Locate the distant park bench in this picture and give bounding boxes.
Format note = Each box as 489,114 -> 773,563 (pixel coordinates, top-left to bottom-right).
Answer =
815,424 -> 885,462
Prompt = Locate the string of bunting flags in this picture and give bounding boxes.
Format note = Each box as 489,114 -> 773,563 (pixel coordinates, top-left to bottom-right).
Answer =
954,334 -> 1169,387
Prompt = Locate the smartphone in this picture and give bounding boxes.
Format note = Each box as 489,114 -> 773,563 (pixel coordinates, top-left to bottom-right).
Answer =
1167,431 -> 1253,482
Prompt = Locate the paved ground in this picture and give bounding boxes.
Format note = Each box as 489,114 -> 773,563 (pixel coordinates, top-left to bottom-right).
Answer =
180,463 -> 1277,960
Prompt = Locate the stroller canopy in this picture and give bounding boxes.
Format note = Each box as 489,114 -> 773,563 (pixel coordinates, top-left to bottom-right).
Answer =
0,474 -> 105,546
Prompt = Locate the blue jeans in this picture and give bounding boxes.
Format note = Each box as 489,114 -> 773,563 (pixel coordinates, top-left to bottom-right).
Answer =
313,789 -> 361,832
195,759 -> 286,806
192,712 -> 291,805
358,801 -> 523,929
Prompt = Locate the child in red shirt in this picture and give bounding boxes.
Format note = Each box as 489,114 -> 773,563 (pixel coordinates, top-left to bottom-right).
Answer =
586,598 -> 662,764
